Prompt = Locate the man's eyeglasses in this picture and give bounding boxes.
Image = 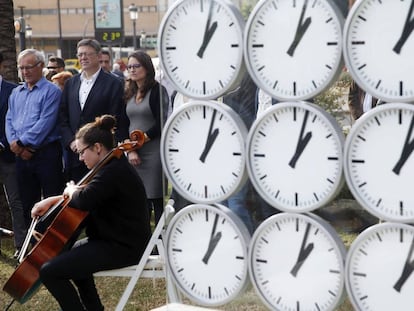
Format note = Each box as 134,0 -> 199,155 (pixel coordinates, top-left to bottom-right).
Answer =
47,66 -> 62,70
18,61 -> 41,71
127,64 -> 142,70
77,144 -> 93,156
99,60 -> 110,64
76,52 -> 97,58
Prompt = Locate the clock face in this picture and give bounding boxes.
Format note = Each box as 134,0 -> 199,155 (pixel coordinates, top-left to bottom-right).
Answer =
344,103 -> 414,222
158,0 -> 245,99
345,222 -> 414,311
244,0 -> 344,101
249,212 -> 346,311
343,0 -> 414,102
246,101 -> 345,213
166,203 -> 250,306
161,100 -> 248,204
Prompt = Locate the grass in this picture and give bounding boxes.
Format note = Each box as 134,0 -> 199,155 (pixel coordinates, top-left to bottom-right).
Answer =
1,231 -> 357,311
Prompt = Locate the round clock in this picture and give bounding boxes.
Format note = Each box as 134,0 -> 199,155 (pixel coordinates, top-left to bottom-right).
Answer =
343,0 -> 414,103
161,100 -> 248,204
244,0 -> 344,101
158,0 -> 245,100
246,101 -> 345,213
166,203 -> 250,307
249,212 -> 346,311
343,103 -> 414,222
345,222 -> 414,311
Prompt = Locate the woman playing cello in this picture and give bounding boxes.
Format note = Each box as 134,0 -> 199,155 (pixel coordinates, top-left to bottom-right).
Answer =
31,115 -> 151,311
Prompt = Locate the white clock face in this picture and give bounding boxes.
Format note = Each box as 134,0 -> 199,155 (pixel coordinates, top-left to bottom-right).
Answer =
158,0 -> 245,99
166,204 -> 250,306
344,103 -> 414,222
346,222 -> 414,311
343,0 -> 414,102
249,212 -> 346,311
244,0 -> 344,101
161,100 -> 247,204
246,101 -> 344,212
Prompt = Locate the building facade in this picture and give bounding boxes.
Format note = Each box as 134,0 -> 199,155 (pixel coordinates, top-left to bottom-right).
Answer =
13,0 -> 168,60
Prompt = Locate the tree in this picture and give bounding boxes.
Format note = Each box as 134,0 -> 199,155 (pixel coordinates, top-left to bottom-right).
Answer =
0,0 -> 18,82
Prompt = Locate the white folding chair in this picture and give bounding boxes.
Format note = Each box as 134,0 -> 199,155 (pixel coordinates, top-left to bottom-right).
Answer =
94,200 -> 180,310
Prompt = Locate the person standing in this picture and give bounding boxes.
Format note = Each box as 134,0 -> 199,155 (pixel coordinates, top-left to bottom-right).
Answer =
32,115 -> 151,311
124,50 -> 169,225
5,49 -> 64,231
99,50 -> 111,73
46,56 -> 66,80
60,39 -> 128,182
0,52 -> 26,257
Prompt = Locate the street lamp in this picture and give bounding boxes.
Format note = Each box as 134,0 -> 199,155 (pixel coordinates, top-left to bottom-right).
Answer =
128,4 -> 138,50
25,24 -> 32,48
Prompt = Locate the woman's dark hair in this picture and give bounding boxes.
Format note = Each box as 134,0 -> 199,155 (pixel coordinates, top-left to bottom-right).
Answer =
124,50 -> 157,102
76,114 -> 116,150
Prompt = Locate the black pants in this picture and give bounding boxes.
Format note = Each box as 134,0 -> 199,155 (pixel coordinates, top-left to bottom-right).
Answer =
40,238 -> 141,311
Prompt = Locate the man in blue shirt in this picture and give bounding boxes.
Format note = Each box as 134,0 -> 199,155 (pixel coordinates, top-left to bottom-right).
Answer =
6,49 -> 64,230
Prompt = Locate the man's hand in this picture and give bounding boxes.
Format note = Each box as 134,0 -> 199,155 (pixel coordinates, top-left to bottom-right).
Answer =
10,140 -> 24,155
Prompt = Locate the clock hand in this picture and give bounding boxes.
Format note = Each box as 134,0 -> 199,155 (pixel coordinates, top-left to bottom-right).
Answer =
392,114 -> 414,175
291,222 -> 314,277
393,236 -> 414,292
197,1 -> 218,59
393,0 -> 414,54
202,213 -> 222,264
200,109 -> 219,163
289,110 -> 312,168
287,0 -> 312,57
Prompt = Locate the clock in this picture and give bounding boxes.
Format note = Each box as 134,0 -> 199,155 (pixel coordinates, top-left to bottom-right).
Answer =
345,222 -> 414,311
343,103 -> 414,222
166,203 -> 250,307
246,101 -> 345,213
249,212 -> 346,311
161,100 -> 248,204
244,0 -> 344,101
158,0 -> 245,99
343,0 -> 414,103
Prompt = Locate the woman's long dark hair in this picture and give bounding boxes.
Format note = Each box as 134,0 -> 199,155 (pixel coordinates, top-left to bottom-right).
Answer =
124,50 -> 157,102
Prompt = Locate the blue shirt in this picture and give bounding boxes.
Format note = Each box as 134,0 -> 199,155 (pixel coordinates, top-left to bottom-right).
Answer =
6,77 -> 62,148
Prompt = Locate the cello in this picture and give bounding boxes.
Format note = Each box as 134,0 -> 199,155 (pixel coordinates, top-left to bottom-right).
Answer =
2,130 -> 145,304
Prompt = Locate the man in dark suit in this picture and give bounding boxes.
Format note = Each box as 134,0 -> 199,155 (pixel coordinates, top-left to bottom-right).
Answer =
0,52 -> 26,257
59,39 -> 128,182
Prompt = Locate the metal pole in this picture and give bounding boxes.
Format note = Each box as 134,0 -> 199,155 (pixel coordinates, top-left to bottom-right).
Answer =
18,6 -> 26,51
132,20 -> 137,50
57,0 -> 63,57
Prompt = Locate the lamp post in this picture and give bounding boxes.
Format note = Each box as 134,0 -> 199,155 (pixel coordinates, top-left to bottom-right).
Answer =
15,6 -> 26,51
26,24 -> 32,48
128,4 -> 138,50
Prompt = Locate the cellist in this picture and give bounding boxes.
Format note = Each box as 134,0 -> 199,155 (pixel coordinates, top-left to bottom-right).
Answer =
31,115 -> 151,311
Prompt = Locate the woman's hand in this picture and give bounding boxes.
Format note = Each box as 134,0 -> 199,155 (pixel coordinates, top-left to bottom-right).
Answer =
127,150 -> 141,166
63,181 -> 82,199
31,195 -> 62,218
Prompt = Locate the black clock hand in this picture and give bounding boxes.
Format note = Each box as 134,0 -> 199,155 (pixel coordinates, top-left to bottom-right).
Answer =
291,222 -> 314,277
394,236 -> 414,292
200,109 -> 219,163
289,110 -> 312,168
202,213 -> 222,264
287,0 -> 312,57
392,114 -> 414,175
393,0 -> 414,54
197,1 -> 218,58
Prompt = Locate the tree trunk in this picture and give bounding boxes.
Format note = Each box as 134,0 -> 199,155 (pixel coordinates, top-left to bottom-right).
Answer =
0,0 -> 18,82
